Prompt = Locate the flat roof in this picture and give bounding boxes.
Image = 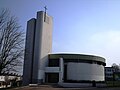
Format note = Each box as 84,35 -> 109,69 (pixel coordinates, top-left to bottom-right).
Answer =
49,53 -> 106,64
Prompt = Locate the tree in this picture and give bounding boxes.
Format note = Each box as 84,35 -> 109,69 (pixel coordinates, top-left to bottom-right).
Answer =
112,63 -> 120,72
0,9 -> 24,74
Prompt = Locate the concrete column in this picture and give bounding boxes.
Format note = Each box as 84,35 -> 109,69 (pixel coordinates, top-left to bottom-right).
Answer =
59,58 -> 64,83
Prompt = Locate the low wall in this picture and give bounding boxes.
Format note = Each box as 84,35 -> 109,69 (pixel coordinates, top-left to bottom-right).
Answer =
58,82 -> 106,88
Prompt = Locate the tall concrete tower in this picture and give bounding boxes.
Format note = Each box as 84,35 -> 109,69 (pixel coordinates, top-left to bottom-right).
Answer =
23,11 -> 53,85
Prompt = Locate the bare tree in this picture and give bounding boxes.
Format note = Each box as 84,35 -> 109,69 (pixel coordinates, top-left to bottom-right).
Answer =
0,9 -> 24,74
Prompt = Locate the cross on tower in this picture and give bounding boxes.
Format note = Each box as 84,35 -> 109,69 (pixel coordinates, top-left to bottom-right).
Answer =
44,6 -> 47,22
44,6 -> 47,13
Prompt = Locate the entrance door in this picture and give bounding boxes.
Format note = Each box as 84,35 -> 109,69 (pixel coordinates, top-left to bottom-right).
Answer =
45,73 -> 59,83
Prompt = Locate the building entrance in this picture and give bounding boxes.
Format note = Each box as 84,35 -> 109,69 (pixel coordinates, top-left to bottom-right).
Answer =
45,73 -> 59,83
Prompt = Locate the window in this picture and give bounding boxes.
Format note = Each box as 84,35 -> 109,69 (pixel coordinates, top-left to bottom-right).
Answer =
49,59 -> 59,67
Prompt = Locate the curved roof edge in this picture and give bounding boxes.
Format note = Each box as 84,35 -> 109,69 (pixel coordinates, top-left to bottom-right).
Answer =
48,53 -> 106,63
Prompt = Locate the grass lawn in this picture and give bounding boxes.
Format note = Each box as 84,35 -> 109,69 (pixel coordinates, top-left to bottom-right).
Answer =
106,81 -> 120,87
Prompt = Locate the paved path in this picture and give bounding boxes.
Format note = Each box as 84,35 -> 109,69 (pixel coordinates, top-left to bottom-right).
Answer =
8,85 -> 120,90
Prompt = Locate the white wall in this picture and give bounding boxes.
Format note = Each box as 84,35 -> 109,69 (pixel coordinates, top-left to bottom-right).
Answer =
0,76 -> 5,81
67,62 -> 104,81
45,67 -> 59,73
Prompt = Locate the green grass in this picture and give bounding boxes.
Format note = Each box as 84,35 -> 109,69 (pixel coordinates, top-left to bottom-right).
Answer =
106,81 -> 120,87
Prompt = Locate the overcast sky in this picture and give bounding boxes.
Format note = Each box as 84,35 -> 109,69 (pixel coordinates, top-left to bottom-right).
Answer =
1,0 -> 120,66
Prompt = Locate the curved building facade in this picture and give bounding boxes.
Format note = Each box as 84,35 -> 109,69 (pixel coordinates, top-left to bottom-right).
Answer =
45,53 -> 106,84
67,63 -> 104,81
